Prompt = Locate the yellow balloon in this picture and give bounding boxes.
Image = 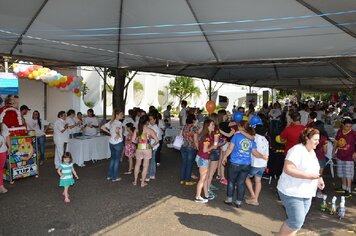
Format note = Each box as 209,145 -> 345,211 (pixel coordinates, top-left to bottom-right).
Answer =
243,115 -> 248,121
28,74 -> 33,79
76,92 -> 81,97
32,71 -> 39,77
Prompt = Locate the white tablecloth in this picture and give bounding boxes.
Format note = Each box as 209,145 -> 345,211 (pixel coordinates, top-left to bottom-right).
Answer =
67,135 -> 110,166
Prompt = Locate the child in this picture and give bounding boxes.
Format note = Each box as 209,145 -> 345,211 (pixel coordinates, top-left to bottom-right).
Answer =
57,152 -> 79,203
124,123 -> 136,174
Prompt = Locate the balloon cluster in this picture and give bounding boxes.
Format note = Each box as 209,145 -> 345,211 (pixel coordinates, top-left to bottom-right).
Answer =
12,62 -> 84,97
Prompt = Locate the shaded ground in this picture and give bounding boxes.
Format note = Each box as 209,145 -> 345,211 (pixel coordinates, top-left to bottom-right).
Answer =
0,143 -> 355,235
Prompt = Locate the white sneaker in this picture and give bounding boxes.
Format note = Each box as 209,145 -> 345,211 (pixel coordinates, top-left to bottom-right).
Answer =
316,192 -> 326,199
194,196 -> 208,203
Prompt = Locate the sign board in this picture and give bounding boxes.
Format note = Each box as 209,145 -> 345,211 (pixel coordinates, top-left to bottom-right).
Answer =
3,136 -> 38,182
246,93 -> 257,108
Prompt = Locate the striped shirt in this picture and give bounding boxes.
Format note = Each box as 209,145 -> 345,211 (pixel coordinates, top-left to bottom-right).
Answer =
60,163 -> 73,179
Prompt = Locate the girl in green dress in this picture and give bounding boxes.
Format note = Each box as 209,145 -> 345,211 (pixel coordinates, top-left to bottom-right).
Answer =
57,152 -> 79,203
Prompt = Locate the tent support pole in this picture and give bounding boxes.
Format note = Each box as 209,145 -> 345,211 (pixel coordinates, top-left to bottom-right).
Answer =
103,68 -> 107,121
10,0 -> 49,55
296,0 -> 356,39
185,0 -> 219,63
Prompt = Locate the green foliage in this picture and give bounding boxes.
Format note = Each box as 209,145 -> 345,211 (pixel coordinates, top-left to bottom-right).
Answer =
107,68 -> 130,78
84,101 -> 95,108
157,106 -> 163,113
276,89 -> 295,100
302,92 -> 331,101
133,81 -> 144,92
166,76 -> 201,103
158,90 -> 165,96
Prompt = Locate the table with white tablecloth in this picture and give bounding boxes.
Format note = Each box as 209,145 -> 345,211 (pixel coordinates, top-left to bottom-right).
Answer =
67,135 -> 110,166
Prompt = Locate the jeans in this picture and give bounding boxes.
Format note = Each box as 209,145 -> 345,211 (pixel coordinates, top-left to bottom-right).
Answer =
227,163 -> 251,202
155,140 -> 163,164
180,146 -> 197,182
37,135 -> 46,162
278,191 -> 312,230
147,149 -> 157,178
107,142 -> 124,180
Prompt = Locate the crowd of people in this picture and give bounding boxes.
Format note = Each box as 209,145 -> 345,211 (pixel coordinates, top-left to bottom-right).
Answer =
175,99 -> 355,235
0,98 -> 355,235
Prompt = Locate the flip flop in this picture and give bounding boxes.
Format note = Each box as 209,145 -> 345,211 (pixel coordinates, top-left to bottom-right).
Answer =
141,182 -> 148,188
132,182 -> 137,186
245,199 -> 259,206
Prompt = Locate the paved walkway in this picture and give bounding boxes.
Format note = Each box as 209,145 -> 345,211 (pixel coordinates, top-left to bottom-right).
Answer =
0,141 -> 355,235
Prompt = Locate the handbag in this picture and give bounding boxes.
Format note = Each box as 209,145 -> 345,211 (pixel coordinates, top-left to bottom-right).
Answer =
172,135 -> 184,150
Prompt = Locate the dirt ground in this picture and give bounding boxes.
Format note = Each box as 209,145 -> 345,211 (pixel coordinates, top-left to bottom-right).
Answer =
0,143 -> 355,236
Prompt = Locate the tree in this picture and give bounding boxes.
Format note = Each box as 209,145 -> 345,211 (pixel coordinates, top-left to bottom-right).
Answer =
167,76 -> 201,109
133,81 -> 144,93
158,90 -> 165,96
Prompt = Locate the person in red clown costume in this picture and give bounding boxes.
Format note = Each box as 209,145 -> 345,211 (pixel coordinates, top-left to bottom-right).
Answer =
0,95 -> 28,136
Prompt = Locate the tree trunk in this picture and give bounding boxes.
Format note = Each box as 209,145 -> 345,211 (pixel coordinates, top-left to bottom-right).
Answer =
113,69 -> 127,112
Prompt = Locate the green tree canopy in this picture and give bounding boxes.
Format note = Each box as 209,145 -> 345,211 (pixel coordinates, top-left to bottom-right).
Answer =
167,76 -> 201,105
133,81 -> 144,92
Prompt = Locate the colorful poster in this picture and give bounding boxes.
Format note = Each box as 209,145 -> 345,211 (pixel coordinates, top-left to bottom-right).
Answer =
3,136 -> 38,181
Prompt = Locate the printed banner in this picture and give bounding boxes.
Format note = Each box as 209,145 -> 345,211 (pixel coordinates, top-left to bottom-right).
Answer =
3,136 -> 38,181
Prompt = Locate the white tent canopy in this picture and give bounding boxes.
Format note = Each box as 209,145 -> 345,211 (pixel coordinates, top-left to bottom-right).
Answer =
0,0 -> 355,91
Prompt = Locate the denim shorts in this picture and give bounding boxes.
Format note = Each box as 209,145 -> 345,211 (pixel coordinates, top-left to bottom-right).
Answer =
209,150 -> 220,161
278,191 -> 312,230
195,155 -> 209,167
248,166 -> 266,178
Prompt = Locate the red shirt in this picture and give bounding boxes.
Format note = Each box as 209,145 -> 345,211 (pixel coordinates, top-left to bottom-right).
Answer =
280,124 -> 305,155
197,134 -> 212,159
335,129 -> 356,161
315,135 -> 327,160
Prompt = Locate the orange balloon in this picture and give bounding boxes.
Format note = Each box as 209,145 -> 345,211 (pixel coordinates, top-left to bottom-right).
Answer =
205,100 -> 216,114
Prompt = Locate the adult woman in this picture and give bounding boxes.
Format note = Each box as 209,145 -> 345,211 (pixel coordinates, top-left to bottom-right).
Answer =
74,112 -> 84,135
101,109 -> 124,182
217,109 -> 234,185
27,110 -> 49,165
53,111 -> 69,169
277,128 -> 325,235
83,109 -> 99,136
222,120 -> 267,208
195,119 -> 217,203
147,111 -> 161,180
180,114 -> 199,186
0,122 -> 11,193
132,115 -> 159,187
66,109 -> 77,139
